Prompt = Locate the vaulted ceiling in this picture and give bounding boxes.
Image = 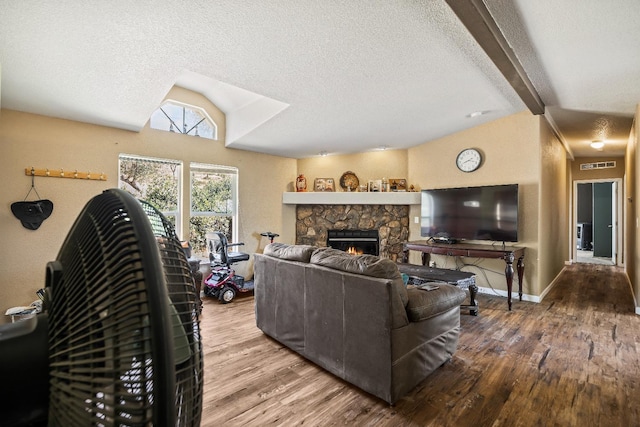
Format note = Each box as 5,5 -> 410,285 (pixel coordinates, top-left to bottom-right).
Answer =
1,1 -> 638,159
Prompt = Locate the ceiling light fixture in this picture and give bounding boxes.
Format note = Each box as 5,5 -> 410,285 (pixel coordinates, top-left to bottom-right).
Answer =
590,140 -> 605,150
319,151 -> 328,157
466,110 -> 492,118
378,145 -> 388,151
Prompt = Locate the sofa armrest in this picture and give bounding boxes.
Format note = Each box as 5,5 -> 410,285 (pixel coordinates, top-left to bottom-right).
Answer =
405,284 -> 466,322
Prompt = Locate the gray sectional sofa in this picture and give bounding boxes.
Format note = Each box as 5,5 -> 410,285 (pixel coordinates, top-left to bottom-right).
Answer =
253,243 -> 466,404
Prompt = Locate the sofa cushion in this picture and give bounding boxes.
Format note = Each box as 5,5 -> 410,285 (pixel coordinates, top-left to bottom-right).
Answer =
310,247 -> 396,278
405,284 -> 466,322
263,243 -> 316,263
310,247 -> 408,307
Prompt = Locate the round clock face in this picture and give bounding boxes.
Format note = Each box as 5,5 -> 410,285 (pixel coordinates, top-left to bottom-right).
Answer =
456,148 -> 482,172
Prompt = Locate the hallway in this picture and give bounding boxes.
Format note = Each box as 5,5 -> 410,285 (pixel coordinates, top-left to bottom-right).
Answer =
576,249 -> 616,265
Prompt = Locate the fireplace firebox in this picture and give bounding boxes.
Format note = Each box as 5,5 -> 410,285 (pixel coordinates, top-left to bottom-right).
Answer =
327,229 -> 379,256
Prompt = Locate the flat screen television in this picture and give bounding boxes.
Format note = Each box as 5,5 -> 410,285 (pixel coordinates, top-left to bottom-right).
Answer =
421,184 -> 519,243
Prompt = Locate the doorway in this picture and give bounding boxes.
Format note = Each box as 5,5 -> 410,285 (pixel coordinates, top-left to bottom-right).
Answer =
573,179 -> 622,266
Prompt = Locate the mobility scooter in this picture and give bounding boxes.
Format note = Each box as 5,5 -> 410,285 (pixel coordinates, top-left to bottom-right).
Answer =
203,231 -> 278,303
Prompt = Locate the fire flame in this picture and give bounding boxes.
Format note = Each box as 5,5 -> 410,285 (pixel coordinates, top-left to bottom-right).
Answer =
346,246 -> 363,255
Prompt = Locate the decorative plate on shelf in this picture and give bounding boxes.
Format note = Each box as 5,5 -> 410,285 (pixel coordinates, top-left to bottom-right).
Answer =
339,171 -> 359,191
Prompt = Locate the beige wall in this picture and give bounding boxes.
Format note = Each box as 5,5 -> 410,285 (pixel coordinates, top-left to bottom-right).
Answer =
0,90 -> 296,322
571,156 -> 625,180
406,111 -> 542,298
538,119 -> 569,296
296,149 -> 409,192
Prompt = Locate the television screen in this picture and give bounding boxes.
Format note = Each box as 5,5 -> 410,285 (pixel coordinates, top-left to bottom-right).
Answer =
421,184 -> 519,243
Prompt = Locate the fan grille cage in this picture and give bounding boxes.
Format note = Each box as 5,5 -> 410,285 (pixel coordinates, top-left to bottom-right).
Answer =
47,189 -> 203,426
139,199 -> 204,426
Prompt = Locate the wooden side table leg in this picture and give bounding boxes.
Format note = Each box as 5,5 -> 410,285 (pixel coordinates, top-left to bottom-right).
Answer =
505,253 -> 515,311
517,255 -> 525,301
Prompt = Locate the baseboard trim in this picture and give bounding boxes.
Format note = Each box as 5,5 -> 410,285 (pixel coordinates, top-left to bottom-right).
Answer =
475,286 -> 541,304
472,266 -> 639,313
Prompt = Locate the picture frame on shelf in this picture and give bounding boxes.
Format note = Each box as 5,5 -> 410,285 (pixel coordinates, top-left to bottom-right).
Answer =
368,179 -> 382,192
314,178 -> 335,192
389,178 -> 407,192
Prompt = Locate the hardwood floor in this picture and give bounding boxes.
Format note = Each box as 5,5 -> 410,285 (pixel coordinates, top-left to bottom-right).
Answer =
200,264 -> 640,426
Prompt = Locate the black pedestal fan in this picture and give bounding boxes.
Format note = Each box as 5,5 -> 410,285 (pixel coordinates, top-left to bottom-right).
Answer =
0,189 -> 203,426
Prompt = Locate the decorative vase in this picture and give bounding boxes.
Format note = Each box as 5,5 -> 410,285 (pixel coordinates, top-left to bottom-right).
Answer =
296,174 -> 307,192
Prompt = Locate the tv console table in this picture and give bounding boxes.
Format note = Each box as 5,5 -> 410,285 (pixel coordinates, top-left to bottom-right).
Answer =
401,241 -> 525,310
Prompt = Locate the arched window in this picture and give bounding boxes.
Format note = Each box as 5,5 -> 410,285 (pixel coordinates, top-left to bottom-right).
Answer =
149,100 -> 217,140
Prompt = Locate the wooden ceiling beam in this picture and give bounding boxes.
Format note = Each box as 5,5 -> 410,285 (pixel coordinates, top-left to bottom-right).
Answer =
445,0 -> 545,115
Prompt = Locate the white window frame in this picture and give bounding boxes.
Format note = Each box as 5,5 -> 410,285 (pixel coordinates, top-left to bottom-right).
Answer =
118,154 -> 183,236
190,162 -> 238,242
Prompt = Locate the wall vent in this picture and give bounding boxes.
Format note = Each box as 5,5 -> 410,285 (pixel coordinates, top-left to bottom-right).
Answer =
580,161 -> 616,171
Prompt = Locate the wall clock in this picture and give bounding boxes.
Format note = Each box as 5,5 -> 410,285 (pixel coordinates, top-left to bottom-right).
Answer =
456,148 -> 483,172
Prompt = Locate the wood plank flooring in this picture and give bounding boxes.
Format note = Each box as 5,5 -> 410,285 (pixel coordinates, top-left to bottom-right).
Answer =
200,264 -> 640,426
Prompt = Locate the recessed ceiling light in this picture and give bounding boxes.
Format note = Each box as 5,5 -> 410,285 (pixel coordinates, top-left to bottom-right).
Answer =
467,110 -> 489,118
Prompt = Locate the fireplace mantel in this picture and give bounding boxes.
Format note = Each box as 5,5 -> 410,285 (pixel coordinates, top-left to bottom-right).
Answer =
282,192 -> 420,205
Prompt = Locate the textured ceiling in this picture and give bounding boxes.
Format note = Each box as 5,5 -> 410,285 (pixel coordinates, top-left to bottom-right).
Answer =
487,0 -> 639,157
1,1 -> 638,158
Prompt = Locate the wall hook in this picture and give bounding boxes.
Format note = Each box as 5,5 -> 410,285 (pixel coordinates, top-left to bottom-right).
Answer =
24,167 -> 107,181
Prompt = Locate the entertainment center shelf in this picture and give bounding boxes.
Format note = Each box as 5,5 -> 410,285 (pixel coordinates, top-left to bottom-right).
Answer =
282,192 -> 421,205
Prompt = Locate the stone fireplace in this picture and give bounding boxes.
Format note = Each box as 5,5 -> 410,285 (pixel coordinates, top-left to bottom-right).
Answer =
295,204 -> 410,260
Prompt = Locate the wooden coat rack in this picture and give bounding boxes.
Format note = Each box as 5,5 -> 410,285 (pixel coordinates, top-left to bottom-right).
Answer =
25,167 -> 107,181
